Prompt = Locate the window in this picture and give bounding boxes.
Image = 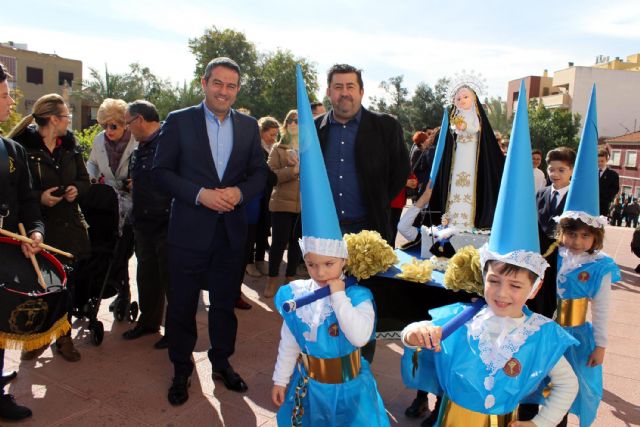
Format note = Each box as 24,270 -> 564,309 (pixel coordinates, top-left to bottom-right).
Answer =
625,151 -> 637,167
635,186 -> 640,199
610,150 -> 622,166
622,185 -> 633,198
58,71 -> 74,86
26,67 -> 43,84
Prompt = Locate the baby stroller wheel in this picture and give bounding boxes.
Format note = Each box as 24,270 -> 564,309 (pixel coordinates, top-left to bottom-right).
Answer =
114,297 -> 128,321
89,320 -> 104,346
128,301 -> 139,322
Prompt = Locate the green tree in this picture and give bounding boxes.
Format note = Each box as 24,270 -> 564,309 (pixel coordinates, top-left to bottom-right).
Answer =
528,100 -> 581,155
73,123 -> 102,160
256,49 -> 319,120
408,82 -> 446,130
484,96 -> 512,136
369,75 -> 412,141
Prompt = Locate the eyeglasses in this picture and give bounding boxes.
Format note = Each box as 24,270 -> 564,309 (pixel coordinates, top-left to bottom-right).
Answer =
287,118 -> 298,125
126,115 -> 140,125
101,123 -> 120,131
57,114 -> 73,120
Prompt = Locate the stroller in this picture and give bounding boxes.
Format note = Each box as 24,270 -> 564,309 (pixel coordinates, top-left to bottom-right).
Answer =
74,183 -> 138,345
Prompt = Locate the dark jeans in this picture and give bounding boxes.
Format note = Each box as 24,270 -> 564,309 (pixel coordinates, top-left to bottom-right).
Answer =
113,224 -> 135,297
268,212 -> 302,277
390,207 -> 403,248
134,228 -> 169,330
254,205 -> 270,263
626,214 -> 638,228
167,223 -> 243,376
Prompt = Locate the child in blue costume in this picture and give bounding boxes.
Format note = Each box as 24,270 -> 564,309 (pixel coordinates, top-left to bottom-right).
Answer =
270,65 -> 389,427
553,216 -> 620,426
401,80 -> 580,427
271,250 -> 389,426
547,85 -> 621,427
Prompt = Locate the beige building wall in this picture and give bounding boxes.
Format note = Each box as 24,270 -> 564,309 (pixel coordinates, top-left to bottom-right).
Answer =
0,44 -> 82,130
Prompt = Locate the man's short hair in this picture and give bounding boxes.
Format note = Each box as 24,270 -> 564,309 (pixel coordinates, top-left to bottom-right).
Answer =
327,64 -> 363,89
0,62 -> 12,83
203,57 -> 241,83
127,100 -> 160,122
310,101 -> 323,110
532,148 -> 543,156
597,148 -> 610,159
546,146 -> 576,167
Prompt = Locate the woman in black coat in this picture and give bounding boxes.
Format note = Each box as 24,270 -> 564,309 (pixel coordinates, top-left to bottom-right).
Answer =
9,93 -> 90,362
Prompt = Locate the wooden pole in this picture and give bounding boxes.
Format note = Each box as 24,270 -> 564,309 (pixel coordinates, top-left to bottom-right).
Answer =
0,227 -> 73,259
18,224 -> 47,290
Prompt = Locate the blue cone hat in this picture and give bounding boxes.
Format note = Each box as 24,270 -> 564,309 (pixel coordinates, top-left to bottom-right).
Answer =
296,65 -> 348,258
558,85 -> 607,228
480,80 -> 549,284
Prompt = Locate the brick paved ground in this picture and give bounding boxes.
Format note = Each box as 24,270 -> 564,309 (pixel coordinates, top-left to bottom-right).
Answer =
2,225 -> 638,426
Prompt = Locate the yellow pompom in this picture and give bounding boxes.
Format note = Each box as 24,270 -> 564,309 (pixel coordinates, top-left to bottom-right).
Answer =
443,245 -> 484,296
395,259 -> 434,283
344,231 -> 398,280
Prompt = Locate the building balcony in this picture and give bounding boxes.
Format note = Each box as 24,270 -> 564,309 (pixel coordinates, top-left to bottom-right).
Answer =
531,93 -> 571,110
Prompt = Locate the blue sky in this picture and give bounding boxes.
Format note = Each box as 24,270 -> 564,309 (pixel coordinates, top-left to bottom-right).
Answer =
4,0 -> 640,105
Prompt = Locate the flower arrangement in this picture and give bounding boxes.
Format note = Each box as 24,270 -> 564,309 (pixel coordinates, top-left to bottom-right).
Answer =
443,245 -> 484,296
395,259 -> 434,283
344,230 -> 398,280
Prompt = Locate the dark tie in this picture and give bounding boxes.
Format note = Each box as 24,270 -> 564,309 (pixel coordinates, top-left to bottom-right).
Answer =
550,191 -> 559,214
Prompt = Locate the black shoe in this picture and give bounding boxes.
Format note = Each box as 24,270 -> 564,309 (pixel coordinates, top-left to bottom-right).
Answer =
154,336 -> 169,349
405,395 -> 429,418
212,365 -> 248,393
122,325 -> 159,340
0,394 -> 32,421
421,396 -> 442,427
0,371 -> 17,387
168,375 -> 190,406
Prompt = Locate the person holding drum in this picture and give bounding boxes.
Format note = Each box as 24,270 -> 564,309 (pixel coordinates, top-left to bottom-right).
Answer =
9,93 -> 91,362
0,62 -> 42,421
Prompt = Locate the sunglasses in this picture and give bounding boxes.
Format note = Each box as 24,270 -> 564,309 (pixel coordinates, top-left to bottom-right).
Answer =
287,118 -> 298,125
101,123 -> 120,131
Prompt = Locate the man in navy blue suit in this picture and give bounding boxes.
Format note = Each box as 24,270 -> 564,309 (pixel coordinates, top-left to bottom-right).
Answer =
153,57 -> 267,405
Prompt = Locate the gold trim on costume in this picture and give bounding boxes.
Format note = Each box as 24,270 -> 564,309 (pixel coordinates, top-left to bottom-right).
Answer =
440,398 -> 518,427
556,298 -> 589,327
0,315 -> 71,351
300,349 -> 361,384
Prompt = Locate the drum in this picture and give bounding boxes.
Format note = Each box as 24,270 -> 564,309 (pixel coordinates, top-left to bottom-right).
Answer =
0,237 -> 70,351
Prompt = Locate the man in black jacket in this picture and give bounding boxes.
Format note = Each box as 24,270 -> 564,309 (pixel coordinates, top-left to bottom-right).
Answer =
122,100 -> 172,349
315,64 -> 410,364
0,63 -> 42,421
315,64 -> 410,245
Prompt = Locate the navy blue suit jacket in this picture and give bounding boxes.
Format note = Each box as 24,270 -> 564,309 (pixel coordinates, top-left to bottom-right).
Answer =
153,104 -> 268,252
536,185 -> 567,241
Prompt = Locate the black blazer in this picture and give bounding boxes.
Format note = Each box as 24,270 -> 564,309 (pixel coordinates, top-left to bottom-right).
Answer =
153,104 -> 268,251
599,168 -> 619,215
537,186 -> 567,240
315,108 -> 410,244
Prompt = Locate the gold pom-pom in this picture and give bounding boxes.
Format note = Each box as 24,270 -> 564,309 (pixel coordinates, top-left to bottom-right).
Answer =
344,230 -> 398,280
395,259 -> 433,283
443,245 -> 484,296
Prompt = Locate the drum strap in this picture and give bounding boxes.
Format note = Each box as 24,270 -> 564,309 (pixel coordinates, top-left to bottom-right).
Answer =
0,137 -> 10,219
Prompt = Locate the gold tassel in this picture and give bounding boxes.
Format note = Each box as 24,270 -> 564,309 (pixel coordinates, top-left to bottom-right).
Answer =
542,240 -> 561,258
0,316 -> 71,351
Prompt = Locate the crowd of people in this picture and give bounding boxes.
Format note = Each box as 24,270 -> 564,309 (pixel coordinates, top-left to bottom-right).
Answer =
0,56 -> 631,426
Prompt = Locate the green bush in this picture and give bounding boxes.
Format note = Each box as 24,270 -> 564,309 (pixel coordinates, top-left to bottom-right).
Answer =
74,124 -> 102,161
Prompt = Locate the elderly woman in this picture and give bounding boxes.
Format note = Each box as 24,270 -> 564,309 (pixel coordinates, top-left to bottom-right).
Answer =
86,98 -> 138,312
9,93 -> 90,362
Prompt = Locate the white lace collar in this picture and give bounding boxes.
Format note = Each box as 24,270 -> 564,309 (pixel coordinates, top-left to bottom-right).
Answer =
290,279 -> 334,342
467,306 -> 550,409
557,247 -> 604,295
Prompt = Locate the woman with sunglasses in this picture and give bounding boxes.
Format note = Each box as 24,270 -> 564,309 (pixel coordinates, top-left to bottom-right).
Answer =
87,98 -> 138,314
264,110 -> 302,298
8,93 -> 90,362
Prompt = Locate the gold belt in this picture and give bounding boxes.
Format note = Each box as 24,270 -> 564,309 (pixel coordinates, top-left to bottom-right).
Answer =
556,297 -> 588,327
440,398 -> 518,427
300,349 -> 361,384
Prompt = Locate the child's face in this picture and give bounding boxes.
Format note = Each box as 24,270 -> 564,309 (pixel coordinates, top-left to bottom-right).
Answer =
547,160 -> 573,189
484,264 -> 534,318
561,227 -> 595,255
304,253 -> 345,286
